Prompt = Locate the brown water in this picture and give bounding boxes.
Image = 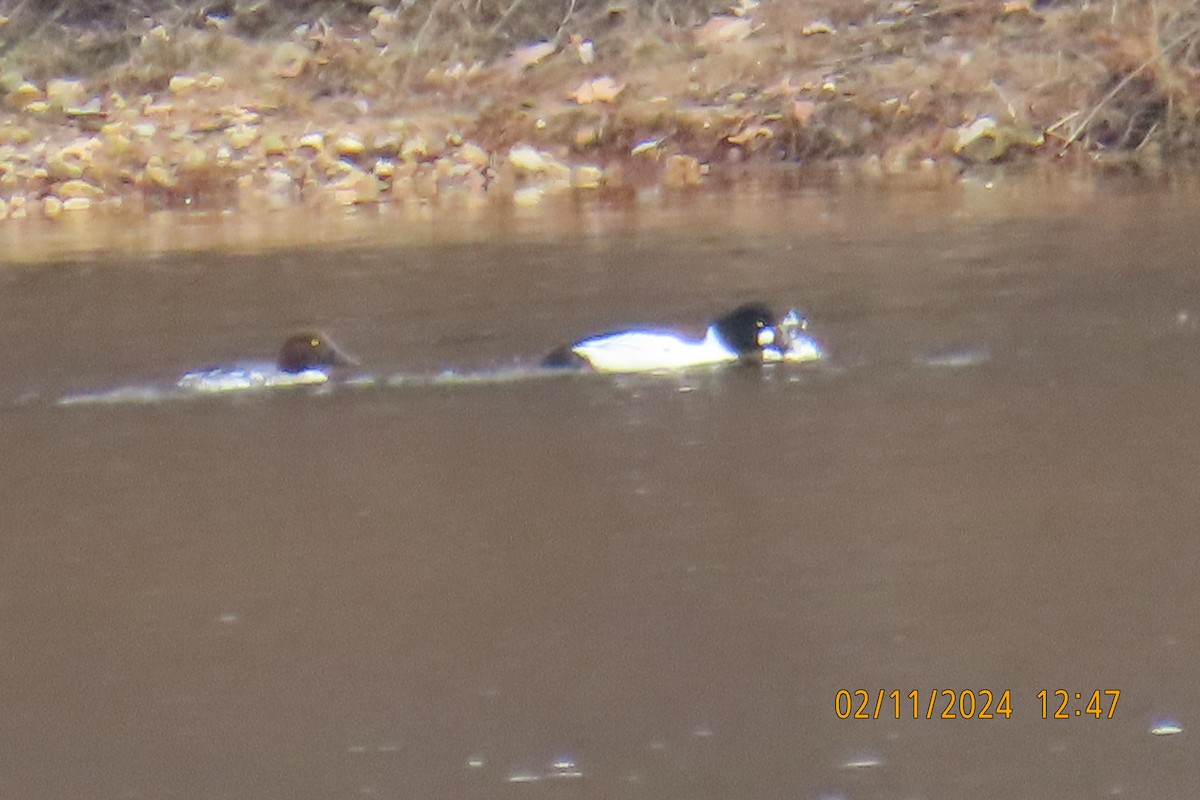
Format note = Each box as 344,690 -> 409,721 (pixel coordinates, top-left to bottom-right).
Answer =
2,176 -> 1199,799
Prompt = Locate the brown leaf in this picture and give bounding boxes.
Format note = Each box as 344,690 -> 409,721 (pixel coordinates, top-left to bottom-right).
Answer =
694,16 -> 752,49
510,41 -> 557,70
568,76 -> 625,104
791,100 -> 817,125
727,124 -> 773,145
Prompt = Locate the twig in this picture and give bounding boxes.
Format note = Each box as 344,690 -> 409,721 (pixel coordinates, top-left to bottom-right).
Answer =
402,0 -> 451,88
1060,24 -> 1199,153
1135,120 -> 1160,150
488,0 -> 529,37
1044,110 -> 1080,137
989,80 -> 1017,120
554,0 -> 578,45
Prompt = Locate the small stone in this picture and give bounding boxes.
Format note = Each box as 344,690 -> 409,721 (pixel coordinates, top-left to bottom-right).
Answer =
102,132 -> 133,159
574,37 -> 596,64
46,158 -> 84,181
390,174 -> 413,198
543,161 -> 572,189
663,154 -> 702,187
262,131 -> 288,156
400,136 -> 429,162
953,115 -> 998,153
144,156 -> 177,188
631,138 -> 663,156
3,127 -> 31,145
792,100 -> 818,125
273,42 -> 309,78
229,107 -> 260,125
509,145 -> 551,174
333,134 -> 365,157
297,132 -> 325,152
727,125 -> 773,145
46,78 -> 86,108
181,147 -> 210,170
0,71 -> 23,93
802,19 -> 836,35
568,76 -> 625,104
5,81 -> 42,108
63,98 -> 104,119
694,16 -> 753,48
56,179 -> 102,199
227,124 -> 258,149
42,195 -> 63,218
373,158 -> 396,178
510,41 -> 556,69
331,168 -> 383,204
263,167 -> 299,208
572,165 -> 604,189
457,142 -> 488,168
574,126 -> 601,148
169,75 -> 198,95
513,185 -> 544,206
412,166 -> 439,198
62,196 -> 92,212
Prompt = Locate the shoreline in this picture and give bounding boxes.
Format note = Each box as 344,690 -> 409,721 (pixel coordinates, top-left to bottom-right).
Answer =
1,0 -> 1198,228
2,168 -> 1195,263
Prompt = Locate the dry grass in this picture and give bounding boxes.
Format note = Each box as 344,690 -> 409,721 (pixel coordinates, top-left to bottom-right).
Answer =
3,0 -> 1199,162
0,1 -> 723,76
2,0 -> 1200,220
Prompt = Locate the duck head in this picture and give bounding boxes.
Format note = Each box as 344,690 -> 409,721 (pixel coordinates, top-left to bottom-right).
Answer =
277,332 -> 358,374
712,302 -> 792,363
713,303 -> 823,364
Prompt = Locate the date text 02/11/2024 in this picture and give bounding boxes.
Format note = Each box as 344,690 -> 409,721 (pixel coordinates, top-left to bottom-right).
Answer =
833,689 -> 1121,720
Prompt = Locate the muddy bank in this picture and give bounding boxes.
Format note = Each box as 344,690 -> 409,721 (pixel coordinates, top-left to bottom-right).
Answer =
0,0 -> 1198,222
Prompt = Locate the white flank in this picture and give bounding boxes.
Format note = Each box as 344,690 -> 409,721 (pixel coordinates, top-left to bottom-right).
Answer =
571,327 -> 737,373
176,362 -> 329,393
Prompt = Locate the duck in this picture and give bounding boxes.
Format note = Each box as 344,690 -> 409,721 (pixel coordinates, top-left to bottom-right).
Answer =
542,302 -> 823,374
176,331 -> 358,393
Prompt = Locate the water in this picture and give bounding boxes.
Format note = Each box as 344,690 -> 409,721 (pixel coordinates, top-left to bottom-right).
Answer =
1,176 -> 1199,798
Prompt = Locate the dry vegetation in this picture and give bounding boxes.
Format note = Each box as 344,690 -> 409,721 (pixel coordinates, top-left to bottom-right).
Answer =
0,0 -> 1199,220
